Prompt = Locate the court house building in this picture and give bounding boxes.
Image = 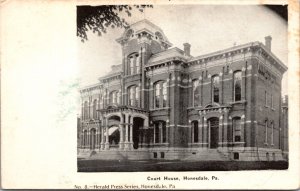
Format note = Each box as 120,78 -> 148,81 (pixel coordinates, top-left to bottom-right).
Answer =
78,20 -> 288,161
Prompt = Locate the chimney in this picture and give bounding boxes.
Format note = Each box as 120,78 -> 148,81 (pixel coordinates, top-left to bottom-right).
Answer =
265,36 -> 272,51
183,43 -> 191,56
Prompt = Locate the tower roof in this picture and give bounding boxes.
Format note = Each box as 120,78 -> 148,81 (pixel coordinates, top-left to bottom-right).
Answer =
116,19 -> 172,47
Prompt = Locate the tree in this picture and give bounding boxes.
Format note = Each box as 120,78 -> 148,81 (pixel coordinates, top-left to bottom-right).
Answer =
77,5 -> 153,42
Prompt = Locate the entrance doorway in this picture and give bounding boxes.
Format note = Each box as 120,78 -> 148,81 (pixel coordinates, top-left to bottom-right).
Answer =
133,117 -> 144,149
209,117 -> 219,148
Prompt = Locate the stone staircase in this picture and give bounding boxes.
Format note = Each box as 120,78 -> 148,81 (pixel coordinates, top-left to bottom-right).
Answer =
77,150 -> 92,159
183,149 -> 230,161
89,150 -> 150,161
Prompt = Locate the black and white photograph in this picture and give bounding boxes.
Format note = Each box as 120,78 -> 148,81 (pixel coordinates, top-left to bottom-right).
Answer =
76,4 -> 289,172
1,0 -> 299,189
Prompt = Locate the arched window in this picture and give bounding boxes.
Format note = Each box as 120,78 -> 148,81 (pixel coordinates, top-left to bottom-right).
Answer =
155,83 -> 160,108
128,86 -> 139,107
83,101 -> 88,120
109,91 -> 118,105
192,79 -> 200,107
135,86 -> 140,106
154,81 -> 168,108
233,117 -> 242,142
93,99 -> 97,119
136,54 -> 140,73
116,91 -> 120,105
192,121 -> 199,143
162,82 -> 167,107
129,86 -> 135,106
127,53 -> 140,75
234,71 -> 242,101
129,57 -> 134,75
212,75 -> 220,103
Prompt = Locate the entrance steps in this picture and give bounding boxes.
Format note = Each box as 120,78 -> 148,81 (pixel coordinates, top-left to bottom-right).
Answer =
183,149 -> 230,161
89,149 -> 150,161
77,149 -> 93,159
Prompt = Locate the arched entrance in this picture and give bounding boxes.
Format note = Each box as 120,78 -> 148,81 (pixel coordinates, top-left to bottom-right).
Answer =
133,117 -> 144,149
90,128 -> 96,150
108,126 -> 120,147
208,117 -> 219,149
107,115 -> 121,148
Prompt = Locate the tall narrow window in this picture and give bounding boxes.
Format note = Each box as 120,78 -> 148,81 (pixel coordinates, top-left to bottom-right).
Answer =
265,91 -> 268,107
155,123 -> 159,143
233,117 -> 241,142
116,91 -> 120,104
212,75 -> 220,103
155,83 -> 160,108
83,130 -> 87,146
129,86 -> 135,106
84,101 -> 88,120
162,122 -> 167,143
162,82 -> 167,107
99,94 -> 103,109
136,54 -> 140,73
135,86 -> 139,107
271,122 -> 274,145
130,57 -> 134,75
93,99 -> 97,119
234,71 -> 242,101
271,94 -> 274,109
192,79 -> 200,107
265,120 -> 268,144
192,121 -> 199,143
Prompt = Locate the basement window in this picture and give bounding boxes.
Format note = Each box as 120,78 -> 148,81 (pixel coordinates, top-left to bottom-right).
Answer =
153,152 -> 157,159
161,152 -> 165,159
234,152 -> 239,160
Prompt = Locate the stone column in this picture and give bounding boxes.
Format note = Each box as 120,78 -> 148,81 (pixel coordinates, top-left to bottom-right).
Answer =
203,117 -> 208,148
159,122 -> 163,143
153,123 -> 156,144
81,131 -> 84,149
95,129 -> 98,149
228,116 -> 233,144
166,119 -> 169,143
241,114 -> 245,145
241,67 -> 246,100
87,130 -> 90,150
188,120 -> 192,145
223,109 -> 228,147
119,114 -> 124,149
124,113 -> 129,149
198,118 -> 203,144
219,115 -> 223,148
191,121 -> 194,143
129,115 -> 134,149
105,117 -> 109,150
219,72 -> 223,104
101,124 -> 105,150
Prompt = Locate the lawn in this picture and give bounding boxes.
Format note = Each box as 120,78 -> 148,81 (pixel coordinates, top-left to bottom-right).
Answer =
77,159 -> 288,172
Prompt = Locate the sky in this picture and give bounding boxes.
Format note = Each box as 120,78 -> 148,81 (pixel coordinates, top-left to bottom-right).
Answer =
77,5 -> 288,94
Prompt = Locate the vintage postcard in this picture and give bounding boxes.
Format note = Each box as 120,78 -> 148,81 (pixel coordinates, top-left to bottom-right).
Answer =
1,0 -> 299,189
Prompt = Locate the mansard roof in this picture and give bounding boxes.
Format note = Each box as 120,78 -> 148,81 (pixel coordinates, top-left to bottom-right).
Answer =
147,47 -> 192,66
98,64 -> 122,80
116,19 -> 172,47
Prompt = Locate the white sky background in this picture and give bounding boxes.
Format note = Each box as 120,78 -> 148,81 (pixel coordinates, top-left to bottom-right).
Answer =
78,5 -> 288,95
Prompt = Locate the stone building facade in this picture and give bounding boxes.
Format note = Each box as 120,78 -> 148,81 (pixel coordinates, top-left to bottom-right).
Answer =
78,20 -> 288,161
